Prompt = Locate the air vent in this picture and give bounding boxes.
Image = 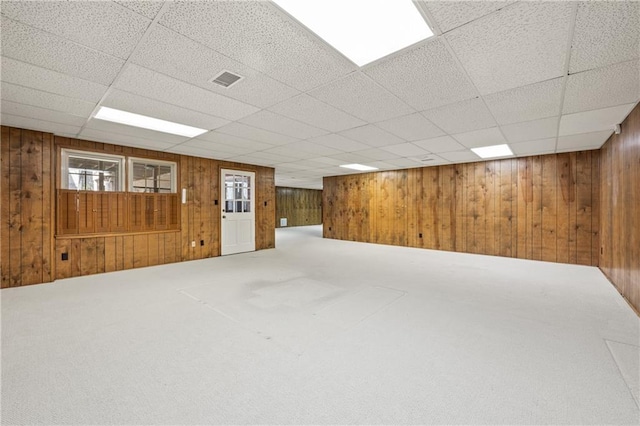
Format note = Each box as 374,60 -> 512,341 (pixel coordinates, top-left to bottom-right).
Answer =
209,70 -> 243,88
410,155 -> 440,165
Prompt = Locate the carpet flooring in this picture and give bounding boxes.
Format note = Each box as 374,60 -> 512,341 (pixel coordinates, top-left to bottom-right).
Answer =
2,225 -> 639,425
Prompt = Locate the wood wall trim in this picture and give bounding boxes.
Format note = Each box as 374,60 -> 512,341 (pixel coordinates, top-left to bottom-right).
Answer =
54,229 -> 183,239
323,151 -> 600,266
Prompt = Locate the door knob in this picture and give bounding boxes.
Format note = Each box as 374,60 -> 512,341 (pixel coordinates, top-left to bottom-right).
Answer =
222,215 -> 226,219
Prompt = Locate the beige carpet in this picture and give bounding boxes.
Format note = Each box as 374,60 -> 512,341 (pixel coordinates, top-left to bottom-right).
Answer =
2,225 -> 639,424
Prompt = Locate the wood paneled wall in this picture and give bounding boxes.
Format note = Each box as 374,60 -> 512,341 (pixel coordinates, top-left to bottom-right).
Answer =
599,104 -> 640,312
323,152 -> 600,266
276,186 -> 322,228
1,127 -> 54,287
1,126 -> 275,286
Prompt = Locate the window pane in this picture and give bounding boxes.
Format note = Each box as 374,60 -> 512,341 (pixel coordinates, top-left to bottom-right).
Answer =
131,160 -> 176,193
67,155 -> 120,191
225,187 -> 234,201
236,200 -> 243,213
225,200 -> 234,212
243,201 -> 251,213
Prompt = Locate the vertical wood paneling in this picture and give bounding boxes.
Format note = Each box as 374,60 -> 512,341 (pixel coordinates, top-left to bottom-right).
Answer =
323,152 -> 601,267
600,103 -> 640,313
1,127 -> 54,287
276,187 -> 322,228
541,155 -> 557,262
485,161 -> 497,257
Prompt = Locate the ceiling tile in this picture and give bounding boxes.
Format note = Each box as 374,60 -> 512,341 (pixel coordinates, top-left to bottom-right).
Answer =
359,161 -> 397,170
364,38 -> 477,110
452,127 -> 507,148
308,72 -> 414,122
216,122 -> 299,146
130,25 -> 300,109
500,117 -> 559,143
115,64 -> 259,121
418,1 -> 516,33
563,60 -> 640,114
309,157 -> 345,167
1,101 -> 88,127
339,125 -> 405,148
79,128 -> 177,151
260,146 -> 312,160
484,77 -> 563,125
239,110 -> 328,140
308,134 -> 370,153
351,148 -> 402,161
384,158 -> 424,168
328,152 -> 376,164
278,141 -> 342,157
438,150 -> 480,163
446,2 -> 573,95
0,17 -> 124,85
85,118 -> 189,145
0,57 -> 108,103
269,94 -> 365,132
178,139 -> 254,156
510,138 -> 557,156
1,82 -> 96,117
1,113 -> 81,136
375,113 -> 444,142
241,151 -> 300,163
225,153 -> 293,167
410,154 -> 451,167
103,89 -> 229,131
412,136 -> 466,153
195,131 -> 273,152
559,103 -> 636,137
167,144 -> 237,160
380,143 -> 429,157
1,1 -> 150,59
569,1 -> 640,73
421,97 -> 496,134
159,0 -> 356,91
114,1 -> 165,19
557,130 -> 613,152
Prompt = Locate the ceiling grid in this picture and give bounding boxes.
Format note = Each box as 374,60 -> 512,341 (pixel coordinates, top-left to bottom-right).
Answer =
0,0 -> 637,189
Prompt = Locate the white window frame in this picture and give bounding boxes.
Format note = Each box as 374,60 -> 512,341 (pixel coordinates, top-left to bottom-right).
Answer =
61,148 -> 125,191
128,157 -> 177,193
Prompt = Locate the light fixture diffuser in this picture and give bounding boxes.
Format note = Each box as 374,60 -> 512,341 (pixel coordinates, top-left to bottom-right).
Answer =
471,144 -> 514,159
272,0 -> 433,66
94,107 -> 207,138
340,164 -> 379,171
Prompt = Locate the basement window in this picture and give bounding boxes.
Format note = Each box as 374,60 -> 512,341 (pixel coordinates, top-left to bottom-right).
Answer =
61,149 -> 124,191
129,158 -> 177,193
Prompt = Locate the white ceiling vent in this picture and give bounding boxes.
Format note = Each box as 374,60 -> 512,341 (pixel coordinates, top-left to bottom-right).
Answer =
210,70 -> 243,88
411,155 -> 441,165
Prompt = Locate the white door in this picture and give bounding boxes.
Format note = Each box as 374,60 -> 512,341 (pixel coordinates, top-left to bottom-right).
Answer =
221,169 -> 256,255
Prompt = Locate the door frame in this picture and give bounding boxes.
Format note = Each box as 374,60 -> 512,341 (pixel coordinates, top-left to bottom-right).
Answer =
220,168 -> 256,255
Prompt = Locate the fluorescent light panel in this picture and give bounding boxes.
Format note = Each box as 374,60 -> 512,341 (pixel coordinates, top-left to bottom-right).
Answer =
340,163 -> 379,171
272,0 -> 433,66
94,107 -> 207,138
471,144 -> 514,159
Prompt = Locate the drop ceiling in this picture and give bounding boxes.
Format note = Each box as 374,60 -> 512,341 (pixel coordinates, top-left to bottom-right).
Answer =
1,1 -> 638,190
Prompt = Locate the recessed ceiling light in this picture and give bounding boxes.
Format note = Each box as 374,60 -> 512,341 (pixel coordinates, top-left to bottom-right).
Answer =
94,107 -> 208,138
471,144 -> 514,159
272,0 -> 433,67
340,163 -> 379,171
